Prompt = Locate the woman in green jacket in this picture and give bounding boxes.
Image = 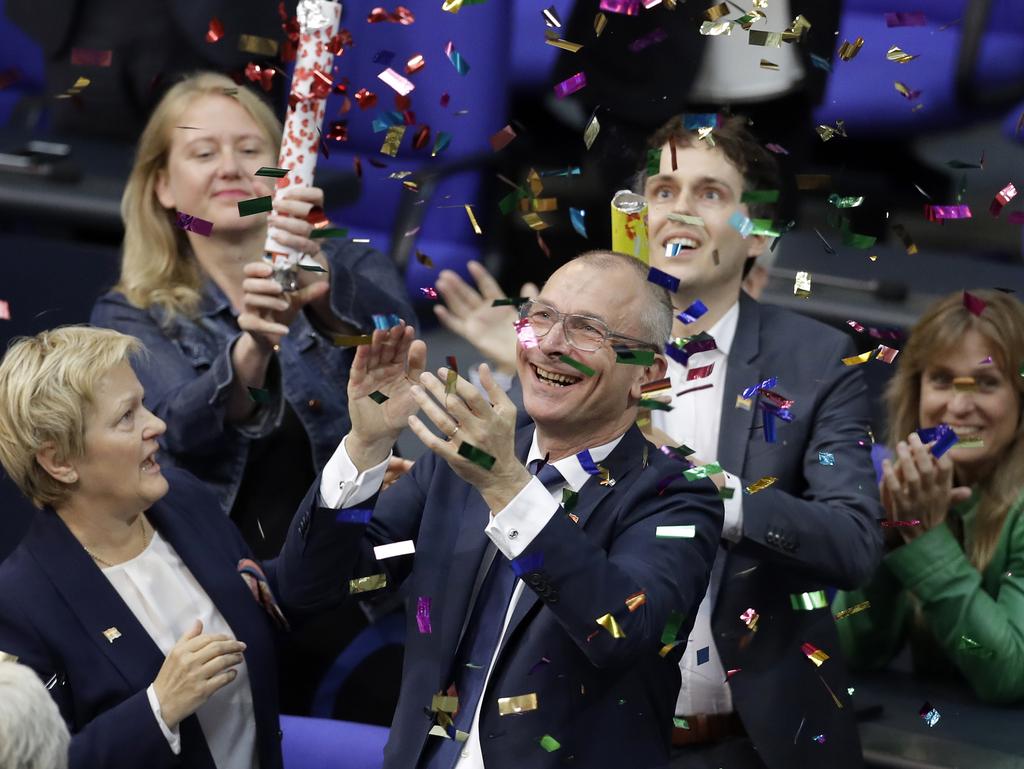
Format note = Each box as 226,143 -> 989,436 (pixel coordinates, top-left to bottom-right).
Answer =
834,289 -> 1024,704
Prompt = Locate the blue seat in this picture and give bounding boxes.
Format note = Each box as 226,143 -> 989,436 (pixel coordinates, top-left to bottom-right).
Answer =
280,714 -> 388,769
316,0 -> 512,307
815,0 -> 1024,136
0,0 -> 45,128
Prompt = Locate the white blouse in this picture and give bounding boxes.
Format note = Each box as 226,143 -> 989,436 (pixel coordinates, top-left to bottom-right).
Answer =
100,530 -> 258,769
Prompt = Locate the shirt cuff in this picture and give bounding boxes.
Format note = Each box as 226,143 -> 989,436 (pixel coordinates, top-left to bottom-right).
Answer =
484,476 -> 559,560
318,434 -> 391,509
146,684 -> 181,755
720,470 -> 744,543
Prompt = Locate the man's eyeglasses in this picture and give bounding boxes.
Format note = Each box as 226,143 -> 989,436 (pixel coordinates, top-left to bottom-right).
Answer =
517,300 -> 659,353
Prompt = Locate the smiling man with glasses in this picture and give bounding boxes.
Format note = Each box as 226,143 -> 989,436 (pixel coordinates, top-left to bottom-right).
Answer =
317,250 -> 723,769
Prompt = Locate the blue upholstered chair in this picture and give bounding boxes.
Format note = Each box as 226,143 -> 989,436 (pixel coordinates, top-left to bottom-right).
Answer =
0,0 -> 45,129
317,0 -> 512,306
814,0 -> 1024,136
280,714 -> 389,769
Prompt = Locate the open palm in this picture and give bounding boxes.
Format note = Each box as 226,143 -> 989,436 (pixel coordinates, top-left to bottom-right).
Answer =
348,324 -> 426,445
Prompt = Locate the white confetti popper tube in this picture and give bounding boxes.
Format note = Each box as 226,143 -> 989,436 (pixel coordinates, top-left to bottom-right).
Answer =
264,0 -> 342,283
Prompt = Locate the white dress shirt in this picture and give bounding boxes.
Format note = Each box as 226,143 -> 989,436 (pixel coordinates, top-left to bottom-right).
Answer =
320,431 -> 623,769
650,300 -> 743,716
100,532 -> 259,769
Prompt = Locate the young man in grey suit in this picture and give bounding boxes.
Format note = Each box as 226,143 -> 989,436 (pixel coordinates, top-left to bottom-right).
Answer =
433,114 -> 884,769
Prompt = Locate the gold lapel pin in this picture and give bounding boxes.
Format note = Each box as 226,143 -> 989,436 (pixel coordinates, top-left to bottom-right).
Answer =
103,627 -> 122,643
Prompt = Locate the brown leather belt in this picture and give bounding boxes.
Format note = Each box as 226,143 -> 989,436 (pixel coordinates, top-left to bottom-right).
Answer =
671,713 -> 744,747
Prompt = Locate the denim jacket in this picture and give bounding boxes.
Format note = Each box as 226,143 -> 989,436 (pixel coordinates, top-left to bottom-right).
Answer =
90,240 -> 414,514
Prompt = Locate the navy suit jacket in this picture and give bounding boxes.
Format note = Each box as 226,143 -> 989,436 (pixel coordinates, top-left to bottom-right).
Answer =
711,293 -> 884,769
0,468 -> 352,769
335,424 -> 723,769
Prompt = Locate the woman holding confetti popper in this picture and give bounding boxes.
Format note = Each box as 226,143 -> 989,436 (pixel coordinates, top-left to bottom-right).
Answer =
90,72 -> 414,558
834,289 -> 1024,704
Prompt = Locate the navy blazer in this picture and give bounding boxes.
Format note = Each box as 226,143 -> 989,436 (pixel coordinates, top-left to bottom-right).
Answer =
324,424 -> 723,769
712,293 -> 884,769
0,468 -> 353,769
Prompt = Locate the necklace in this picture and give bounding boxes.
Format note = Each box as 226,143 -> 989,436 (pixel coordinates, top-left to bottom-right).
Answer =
83,516 -> 149,568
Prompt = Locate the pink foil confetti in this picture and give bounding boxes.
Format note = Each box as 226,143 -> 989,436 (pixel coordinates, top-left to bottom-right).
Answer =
963,290 -> 987,317
990,182 -> 1017,217
515,318 -> 539,349
416,596 -> 432,633
926,205 -> 972,221
377,67 -> 415,96
553,71 -> 587,99
176,212 -> 214,236
600,0 -> 640,14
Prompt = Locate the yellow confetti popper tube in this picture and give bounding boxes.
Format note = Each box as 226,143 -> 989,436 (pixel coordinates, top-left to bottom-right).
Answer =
610,190 -> 650,265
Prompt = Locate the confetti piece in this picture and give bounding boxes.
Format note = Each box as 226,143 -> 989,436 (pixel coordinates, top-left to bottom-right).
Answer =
570,207 -> 588,238
963,290 -> 986,316
420,287 -> 438,300
957,636 -> 993,656
583,114 -> 600,149
990,182 -> 1017,216
489,125 -> 517,152
842,350 -> 875,366
464,204 -> 483,235
368,6 -> 415,24
740,607 -> 759,631
553,71 -> 587,99
539,735 -> 561,752
516,317 -> 540,348
886,12 -> 927,27
802,642 -> 830,666
374,540 -> 415,560
237,196 -> 272,216
336,508 -> 373,524
700,20 -> 733,35
600,0 -> 640,14
629,27 -> 668,52
205,17 -> 225,43
886,45 -> 918,63
368,390 -> 389,404
661,611 -> 684,644
596,613 -> 626,638
431,131 -> 452,157
656,525 -> 697,538
71,48 -> 113,66
891,223 -> 919,254
686,364 -> 715,381
749,30 -> 783,47
793,271 -> 812,298
524,213 -> 549,232
742,189 -> 780,204
814,734 -> 826,744
380,125 -> 406,157
647,266 -> 680,293
926,204 -> 971,221
827,194 -> 864,209
378,67 -> 415,96
559,354 -> 596,377
332,334 -> 372,347
745,476 -> 776,494
239,34 -> 279,56
431,694 -> 458,713
498,693 -> 539,715
443,41 -> 470,75
729,211 -> 754,238
833,600 -> 870,620
543,6 -> 562,26
457,441 -> 496,470
917,423 -> 960,457
372,313 -> 402,330
616,349 -> 655,366
175,212 -> 213,236
791,590 -> 827,611
247,386 -> 272,404
818,451 -> 835,466
545,35 -> 584,52
445,358 -> 459,395
809,53 -> 832,73
881,519 -> 921,528
838,37 -> 864,61
953,376 -> 976,392
894,81 -> 922,100
919,702 -> 941,727
350,573 -> 387,593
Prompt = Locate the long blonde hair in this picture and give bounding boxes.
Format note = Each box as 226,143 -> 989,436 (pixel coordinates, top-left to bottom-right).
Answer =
117,72 -> 282,319
885,289 -> 1024,570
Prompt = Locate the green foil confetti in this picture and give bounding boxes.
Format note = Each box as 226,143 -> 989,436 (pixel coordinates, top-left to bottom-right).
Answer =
660,610 -> 684,644
254,166 -> 289,178
311,227 -> 349,239
638,398 -> 673,411
539,735 -> 561,752
457,441 -> 496,470
237,196 -> 273,216
790,590 -> 828,611
616,349 -> 656,366
741,189 -> 779,203
559,354 -> 595,377
368,390 -> 389,404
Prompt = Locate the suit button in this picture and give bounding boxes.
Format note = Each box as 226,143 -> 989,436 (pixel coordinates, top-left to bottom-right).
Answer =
527,573 -> 543,586
308,399 -> 322,413
547,590 -> 559,604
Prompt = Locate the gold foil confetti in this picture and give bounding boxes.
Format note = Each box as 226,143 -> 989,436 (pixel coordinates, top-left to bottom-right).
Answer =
625,591 -> 647,612
953,376 -> 976,392
583,114 -> 600,149
841,350 -> 875,366
238,34 -> 279,56
700,20 -> 733,36
749,30 -> 783,47
793,271 -> 811,297
745,476 -> 777,494
349,573 -> 388,593
596,612 -> 626,638
464,204 -> 483,234
802,642 -> 830,666
380,125 -> 406,156
760,59 -> 780,70
544,35 -> 583,53
886,45 -> 918,63
705,2 -> 730,20
784,14 -> 811,41
666,213 -> 706,227
594,12 -> 608,36
522,212 -> 549,230
331,334 -> 373,347
497,692 -> 539,715
431,694 -> 459,712
833,600 -> 871,620
838,37 -> 864,60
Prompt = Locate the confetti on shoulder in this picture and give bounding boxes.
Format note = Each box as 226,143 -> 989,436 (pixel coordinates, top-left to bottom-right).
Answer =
656,525 -> 696,539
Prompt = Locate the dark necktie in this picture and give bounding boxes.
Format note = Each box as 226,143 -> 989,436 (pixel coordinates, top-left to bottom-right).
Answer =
420,459 -> 565,769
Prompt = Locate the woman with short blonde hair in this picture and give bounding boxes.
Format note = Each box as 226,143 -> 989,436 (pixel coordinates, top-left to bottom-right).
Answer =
0,326 -> 355,769
834,289 -> 1024,704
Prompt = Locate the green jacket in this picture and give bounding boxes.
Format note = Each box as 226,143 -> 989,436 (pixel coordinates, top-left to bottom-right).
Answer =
833,490 -> 1024,704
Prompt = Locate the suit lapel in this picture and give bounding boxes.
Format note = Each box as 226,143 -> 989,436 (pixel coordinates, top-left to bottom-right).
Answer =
26,511 -> 165,691
496,428 -> 646,659
718,293 -> 761,478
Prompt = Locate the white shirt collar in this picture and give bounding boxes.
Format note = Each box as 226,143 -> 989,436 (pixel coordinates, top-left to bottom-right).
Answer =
702,299 -> 740,358
525,427 -> 625,491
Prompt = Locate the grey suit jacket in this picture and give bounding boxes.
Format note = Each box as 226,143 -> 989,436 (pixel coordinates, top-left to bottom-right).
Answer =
712,292 -> 883,769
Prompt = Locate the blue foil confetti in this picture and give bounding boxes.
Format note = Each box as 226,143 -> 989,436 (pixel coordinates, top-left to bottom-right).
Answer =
336,508 -> 373,524
678,299 -> 709,324
570,207 -> 588,238
647,266 -> 680,293
576,449 -> 601,475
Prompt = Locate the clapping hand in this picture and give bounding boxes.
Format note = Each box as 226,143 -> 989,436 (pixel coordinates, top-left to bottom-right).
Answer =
880,432 -> 972,543
434,261 -> 537,375
406,363 -> 531,513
